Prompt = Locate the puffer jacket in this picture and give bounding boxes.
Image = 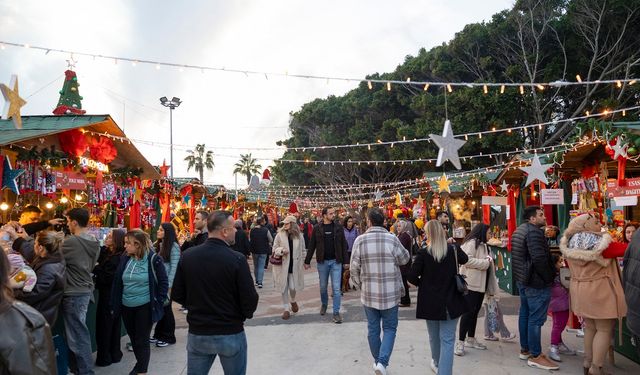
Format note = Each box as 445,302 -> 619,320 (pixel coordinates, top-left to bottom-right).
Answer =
511,222 -> 555,288
0,301 -> 57,375
13,254 -> 65,326
623,232 -> 640,336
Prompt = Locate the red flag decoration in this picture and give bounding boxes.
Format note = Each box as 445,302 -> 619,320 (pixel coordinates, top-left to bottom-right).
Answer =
507,187 -> 517,251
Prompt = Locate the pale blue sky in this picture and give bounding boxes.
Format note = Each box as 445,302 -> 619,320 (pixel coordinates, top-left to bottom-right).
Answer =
1,0 -> 513,187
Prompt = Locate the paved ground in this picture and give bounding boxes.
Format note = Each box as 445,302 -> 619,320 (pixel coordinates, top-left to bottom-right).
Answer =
94,258 -> 640,374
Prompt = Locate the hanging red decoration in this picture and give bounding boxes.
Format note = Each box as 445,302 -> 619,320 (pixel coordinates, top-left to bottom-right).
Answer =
89,136 -> 117,164
58,129 -> 88,157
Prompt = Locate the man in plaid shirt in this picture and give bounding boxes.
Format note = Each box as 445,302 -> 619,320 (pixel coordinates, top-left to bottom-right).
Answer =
350,208 -> 410,375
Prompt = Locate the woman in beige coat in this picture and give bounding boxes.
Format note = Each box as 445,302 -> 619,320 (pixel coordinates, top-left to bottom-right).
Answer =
272,215 -> 306,320
560,214 -> 627,375
456,223 -> 497,356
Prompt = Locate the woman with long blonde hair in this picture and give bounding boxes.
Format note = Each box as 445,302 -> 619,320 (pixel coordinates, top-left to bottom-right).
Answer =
408,220 -> 469,375
272,216 -> 306,320
110,229 -> 168,375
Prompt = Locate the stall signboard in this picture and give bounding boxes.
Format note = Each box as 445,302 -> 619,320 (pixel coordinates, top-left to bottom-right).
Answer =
541,189 -> 565,205
54,171 -> 87,190
482,196 -> 508,206
607,178 -> 640,198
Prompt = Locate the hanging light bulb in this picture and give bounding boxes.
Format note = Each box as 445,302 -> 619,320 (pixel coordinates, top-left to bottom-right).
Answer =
75,194 -> 83,201
45,202 -> 54,209
60,196 -> 69,204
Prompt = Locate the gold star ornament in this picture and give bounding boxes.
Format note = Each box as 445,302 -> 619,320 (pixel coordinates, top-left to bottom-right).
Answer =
1,75 -> 27,129
437,173 -> 451,193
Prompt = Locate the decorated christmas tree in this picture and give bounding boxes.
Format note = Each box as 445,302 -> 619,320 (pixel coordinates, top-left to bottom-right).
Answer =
53,70 -> 86,115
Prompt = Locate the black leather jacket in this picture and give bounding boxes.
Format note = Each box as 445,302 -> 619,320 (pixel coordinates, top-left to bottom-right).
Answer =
511,222 -> 555,289
0,301 -> 57,375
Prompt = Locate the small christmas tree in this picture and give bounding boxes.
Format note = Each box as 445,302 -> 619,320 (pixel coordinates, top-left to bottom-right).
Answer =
53,70 -> 86,115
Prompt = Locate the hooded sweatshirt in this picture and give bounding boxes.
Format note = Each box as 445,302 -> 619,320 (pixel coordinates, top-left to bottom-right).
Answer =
62,232 -> 100,295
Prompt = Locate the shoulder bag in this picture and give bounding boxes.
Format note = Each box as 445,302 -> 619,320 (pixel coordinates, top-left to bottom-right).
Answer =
453,245 -> 469,295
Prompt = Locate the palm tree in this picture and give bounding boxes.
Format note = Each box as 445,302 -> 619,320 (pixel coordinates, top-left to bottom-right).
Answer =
233,153 -> 262,184
184,144 -> 214,182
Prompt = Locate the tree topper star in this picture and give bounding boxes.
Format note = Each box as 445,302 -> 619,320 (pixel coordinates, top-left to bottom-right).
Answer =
1,75 -> 27,129
429,120 -> 466,170
520,154 -> 552,186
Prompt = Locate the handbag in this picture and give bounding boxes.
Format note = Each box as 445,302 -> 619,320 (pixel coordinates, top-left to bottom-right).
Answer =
269,254 -> 283,265
453,245 -> 469,295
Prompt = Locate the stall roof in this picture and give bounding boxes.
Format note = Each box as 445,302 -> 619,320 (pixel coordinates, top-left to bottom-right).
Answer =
0,115 -> 161,180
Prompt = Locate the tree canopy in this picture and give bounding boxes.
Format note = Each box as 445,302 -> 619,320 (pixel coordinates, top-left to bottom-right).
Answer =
273,0 -> 640,187
184,144 -> 215,183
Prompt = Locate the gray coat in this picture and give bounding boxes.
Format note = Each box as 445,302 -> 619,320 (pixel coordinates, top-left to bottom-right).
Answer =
62,232 -> 100,296
623,232 -> 640,336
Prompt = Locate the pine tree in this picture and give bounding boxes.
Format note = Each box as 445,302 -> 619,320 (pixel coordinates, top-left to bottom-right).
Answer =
53,70 -> 86,115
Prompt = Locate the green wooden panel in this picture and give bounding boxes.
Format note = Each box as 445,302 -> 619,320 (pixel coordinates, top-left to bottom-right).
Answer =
489,245 -> 518,295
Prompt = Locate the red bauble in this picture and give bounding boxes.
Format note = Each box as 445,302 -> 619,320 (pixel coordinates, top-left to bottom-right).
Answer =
80,166 -> 89,174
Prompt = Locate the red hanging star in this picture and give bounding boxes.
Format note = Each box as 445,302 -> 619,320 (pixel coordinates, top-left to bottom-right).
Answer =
159,159 -> 171,178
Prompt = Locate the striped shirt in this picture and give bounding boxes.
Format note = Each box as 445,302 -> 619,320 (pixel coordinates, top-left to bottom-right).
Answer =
350,226 -> 411,310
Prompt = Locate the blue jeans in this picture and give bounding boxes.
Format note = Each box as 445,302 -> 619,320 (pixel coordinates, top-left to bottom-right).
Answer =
518,283 -> 551,357
253,254 -> 267,284
187,331 -> 247,375
426,317 -> 459,375
364,305 -> 399,367
317,259 -> 342,314
62,294 -> 95,375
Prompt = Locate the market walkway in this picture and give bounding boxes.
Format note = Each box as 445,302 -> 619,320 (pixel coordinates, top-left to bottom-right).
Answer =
94,259 -> 640,375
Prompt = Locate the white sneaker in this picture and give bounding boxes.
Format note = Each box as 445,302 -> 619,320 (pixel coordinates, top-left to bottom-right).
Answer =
430,359 -> 438,373
501,333 -> 517,342
465,337 -> 487,350
454,340 -> 465,356
549,345 -> 562,362
557,342 -> 576,355
374,362 -> 387,375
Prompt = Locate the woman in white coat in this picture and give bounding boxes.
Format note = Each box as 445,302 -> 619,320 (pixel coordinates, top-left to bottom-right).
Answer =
272,215 -> 306,320
455,223 -> 497,356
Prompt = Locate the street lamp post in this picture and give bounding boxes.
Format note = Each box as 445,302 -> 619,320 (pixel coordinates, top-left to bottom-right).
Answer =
159,96 -> 182,179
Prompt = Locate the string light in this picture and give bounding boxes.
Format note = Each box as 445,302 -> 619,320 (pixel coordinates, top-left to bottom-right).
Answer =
387,82 -> 391,91
447,84 -> 453,93
500,85 -> 505,94
367,81 -> 372,90
423,83 -> 429,91
483,85 -> 488,94
576,74 -> 582,82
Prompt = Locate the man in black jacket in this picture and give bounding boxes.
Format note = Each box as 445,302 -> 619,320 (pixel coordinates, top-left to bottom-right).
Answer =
180,210 -> 209,252
511,206 -> 558,370
304,206 -> 349,323
172,210 -> 258,375
623,230 -> 640,357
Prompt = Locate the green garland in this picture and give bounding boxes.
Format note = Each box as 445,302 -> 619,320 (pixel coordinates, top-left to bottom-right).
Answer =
15,146 -> 78,167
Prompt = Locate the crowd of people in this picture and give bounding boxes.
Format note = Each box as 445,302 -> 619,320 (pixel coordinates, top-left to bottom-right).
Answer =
1,204 -> 640,375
